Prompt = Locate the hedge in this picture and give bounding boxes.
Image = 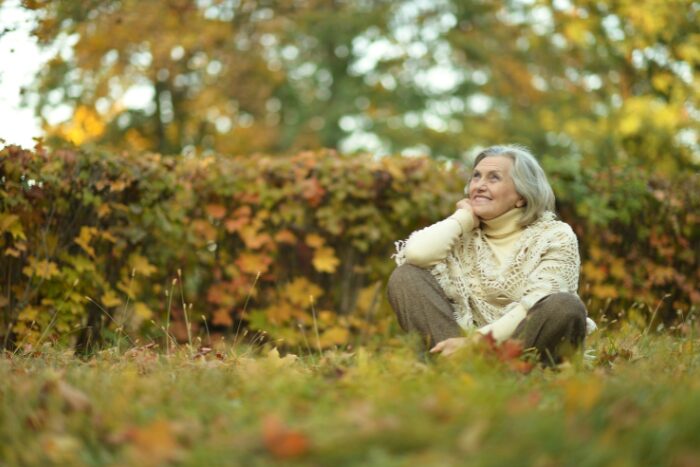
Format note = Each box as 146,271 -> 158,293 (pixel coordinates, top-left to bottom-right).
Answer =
0,145 -> 697,351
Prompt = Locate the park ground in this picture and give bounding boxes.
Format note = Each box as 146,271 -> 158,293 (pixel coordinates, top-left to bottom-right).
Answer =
2,323 -> 700,467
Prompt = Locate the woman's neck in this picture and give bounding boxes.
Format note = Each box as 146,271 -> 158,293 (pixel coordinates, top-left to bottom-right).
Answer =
481,207 -> 525,238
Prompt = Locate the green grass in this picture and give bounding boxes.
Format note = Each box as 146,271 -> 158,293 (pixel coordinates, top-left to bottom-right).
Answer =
1,326 -> 700,466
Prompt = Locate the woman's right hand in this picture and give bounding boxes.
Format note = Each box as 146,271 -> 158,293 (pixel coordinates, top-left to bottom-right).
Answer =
456,198 -> 479,225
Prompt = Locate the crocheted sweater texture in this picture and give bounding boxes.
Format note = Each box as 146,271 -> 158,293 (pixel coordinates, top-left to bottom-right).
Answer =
394,209 -> 581,333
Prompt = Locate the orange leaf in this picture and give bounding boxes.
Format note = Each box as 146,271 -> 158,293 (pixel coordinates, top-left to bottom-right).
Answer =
235,252 -> 272,275
275,229 -> 297,244
206,203 -> 227,219
496,339 -> 524,362
300,177 -> 325,207
240,226 -> 271,250
224,217 -> 248,233
262,415 -> 310,459
191,219 -> 217,242
305,233 -> 325,248
124,419 -> 182,464
212,308 -> 233,327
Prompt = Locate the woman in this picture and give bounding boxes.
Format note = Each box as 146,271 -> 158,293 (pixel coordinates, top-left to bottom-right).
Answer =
387,145 -> 595,364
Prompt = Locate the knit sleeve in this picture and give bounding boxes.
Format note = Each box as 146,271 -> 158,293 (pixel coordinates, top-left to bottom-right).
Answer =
519,223 -> 581,311
393,209 -> 475,268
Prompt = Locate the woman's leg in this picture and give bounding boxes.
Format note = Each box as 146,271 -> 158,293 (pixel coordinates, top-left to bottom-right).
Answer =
387,264 -> 463,346
512,293 -> 587,365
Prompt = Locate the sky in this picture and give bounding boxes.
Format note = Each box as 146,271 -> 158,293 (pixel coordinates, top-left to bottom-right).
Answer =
0,0 -> 47,148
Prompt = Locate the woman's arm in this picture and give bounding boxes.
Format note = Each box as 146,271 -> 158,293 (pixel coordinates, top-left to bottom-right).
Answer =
403,207 -> 476,268
477,303 -> 527,342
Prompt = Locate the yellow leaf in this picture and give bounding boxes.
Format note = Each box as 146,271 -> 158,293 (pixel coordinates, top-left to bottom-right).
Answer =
618,113 -> 642,136
267,348 -> 298,368
74,226 -> 98,258
18,306 -> 39,322
563,378 -> 602,412
312,246 -> 339,273
592,284 -> 618,299
265,302 -> 296,325
5,247 -> 21,258
101,290 -> 122,308
129,254 -> 157,277
319,326 -> 350,347
23,258 -> 60,279
0,213 -> 25,240
56,105 -> 106,145
284,277 -> 323,307
133,302 -> 153,320
97,203 -> 111,218
355,282 -> 381,312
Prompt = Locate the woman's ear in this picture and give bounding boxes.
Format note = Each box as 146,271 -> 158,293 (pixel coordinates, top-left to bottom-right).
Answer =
515,198 -> 526,208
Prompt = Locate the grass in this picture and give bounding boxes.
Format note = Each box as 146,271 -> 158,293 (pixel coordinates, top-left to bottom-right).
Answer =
1,325 -> 700,466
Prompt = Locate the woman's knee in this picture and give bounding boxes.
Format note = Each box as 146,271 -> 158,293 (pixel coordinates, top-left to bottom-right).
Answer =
538,292 -> 587,321
387,264 -> 427,298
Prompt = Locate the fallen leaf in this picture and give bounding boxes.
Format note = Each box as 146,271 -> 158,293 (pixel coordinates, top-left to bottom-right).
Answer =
261,415 -> 310,459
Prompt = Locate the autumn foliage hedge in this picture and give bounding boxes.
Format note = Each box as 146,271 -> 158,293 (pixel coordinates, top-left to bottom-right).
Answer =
1,145 -> 698,351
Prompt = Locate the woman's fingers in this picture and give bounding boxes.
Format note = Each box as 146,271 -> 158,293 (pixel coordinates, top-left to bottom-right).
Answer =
429,340 -> 446,353
430,337 -> 466,356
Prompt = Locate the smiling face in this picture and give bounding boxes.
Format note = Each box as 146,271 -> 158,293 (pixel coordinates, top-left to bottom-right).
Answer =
468,155 -> 524,220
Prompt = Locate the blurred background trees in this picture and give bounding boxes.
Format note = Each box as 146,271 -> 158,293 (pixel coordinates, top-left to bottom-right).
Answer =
20,0 -> 700,172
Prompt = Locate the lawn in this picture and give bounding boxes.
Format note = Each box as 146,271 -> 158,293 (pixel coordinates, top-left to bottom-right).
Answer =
1,325 -> 699,466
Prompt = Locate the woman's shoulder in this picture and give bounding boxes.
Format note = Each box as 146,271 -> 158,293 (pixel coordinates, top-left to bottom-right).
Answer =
528,212 -> 578,242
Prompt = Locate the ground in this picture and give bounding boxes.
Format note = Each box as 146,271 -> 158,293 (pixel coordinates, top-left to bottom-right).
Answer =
1,325 -> 699,466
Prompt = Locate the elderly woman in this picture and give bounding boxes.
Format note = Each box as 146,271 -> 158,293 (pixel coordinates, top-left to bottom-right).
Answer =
388,145 -> 595,364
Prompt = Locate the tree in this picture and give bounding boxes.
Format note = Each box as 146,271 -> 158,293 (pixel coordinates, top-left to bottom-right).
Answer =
23,0 -> 699,173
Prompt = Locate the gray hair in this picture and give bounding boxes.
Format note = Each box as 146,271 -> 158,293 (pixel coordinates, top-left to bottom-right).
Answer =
472,144 -> 555,225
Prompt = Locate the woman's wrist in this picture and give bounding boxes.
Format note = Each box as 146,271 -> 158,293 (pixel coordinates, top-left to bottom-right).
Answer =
450,208 -> 477,233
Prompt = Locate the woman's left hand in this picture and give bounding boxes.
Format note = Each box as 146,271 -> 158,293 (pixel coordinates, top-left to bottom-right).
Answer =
430,334 -> 482,357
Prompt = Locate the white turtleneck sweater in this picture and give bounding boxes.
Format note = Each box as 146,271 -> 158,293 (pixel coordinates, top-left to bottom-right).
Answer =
398,207 -> 594,342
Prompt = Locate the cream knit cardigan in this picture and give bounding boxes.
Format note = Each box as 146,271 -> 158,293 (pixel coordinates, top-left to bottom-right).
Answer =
394,207 -> 594,342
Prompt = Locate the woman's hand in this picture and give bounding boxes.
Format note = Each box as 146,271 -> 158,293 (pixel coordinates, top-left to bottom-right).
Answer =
430,334 -> 482,357
456,198 -> 480,225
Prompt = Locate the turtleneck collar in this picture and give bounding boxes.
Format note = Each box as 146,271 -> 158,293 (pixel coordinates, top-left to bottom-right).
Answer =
481,207 -> 525,238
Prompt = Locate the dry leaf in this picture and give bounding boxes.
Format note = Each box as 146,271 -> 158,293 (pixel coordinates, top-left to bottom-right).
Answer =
261,415 -> 310,459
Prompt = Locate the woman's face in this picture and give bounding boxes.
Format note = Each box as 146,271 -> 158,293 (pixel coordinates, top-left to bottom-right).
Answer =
468,155 -> 524,220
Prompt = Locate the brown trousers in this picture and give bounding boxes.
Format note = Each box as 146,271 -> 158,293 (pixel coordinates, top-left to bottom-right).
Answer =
387,264 -> 587,364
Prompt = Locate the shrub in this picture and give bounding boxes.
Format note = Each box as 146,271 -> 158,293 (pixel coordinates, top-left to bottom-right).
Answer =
0,145 -> 697,350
